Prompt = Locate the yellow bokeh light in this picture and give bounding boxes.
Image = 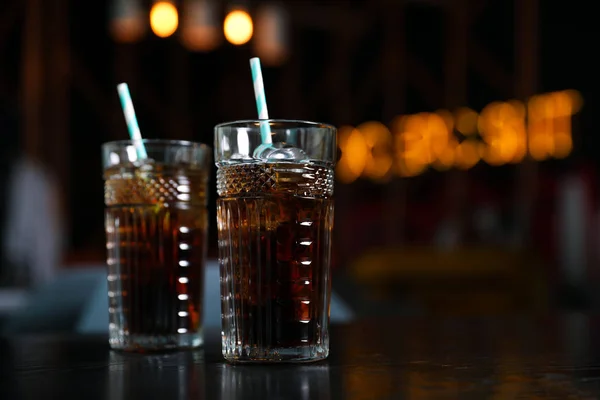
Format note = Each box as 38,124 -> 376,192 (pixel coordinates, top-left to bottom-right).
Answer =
391,112 -> 451,176
356,121 -> 393,180
432,139 -> 457,171
478,102 -> 526,165
397,158 -> 429,177
224,10 -> 253,45
528,91 -> 578,160
529,133 -> 552,161
564,89 -> 583,114
454,107 -> 479,136
150,1 -> 179,38
455,140 -> 481,170
424,113 -> 450,159
336,126 -> 368,184
395,115 -> 430,174
553,132 -> 573,158
335,89 -> 581,183
435,109 -> 454,132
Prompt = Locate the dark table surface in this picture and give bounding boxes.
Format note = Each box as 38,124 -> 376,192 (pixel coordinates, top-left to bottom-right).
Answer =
2,315 -> 600,399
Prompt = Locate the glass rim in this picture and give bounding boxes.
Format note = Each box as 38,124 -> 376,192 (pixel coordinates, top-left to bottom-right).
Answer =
102,139 -> 211,151
214,119 -> 336,131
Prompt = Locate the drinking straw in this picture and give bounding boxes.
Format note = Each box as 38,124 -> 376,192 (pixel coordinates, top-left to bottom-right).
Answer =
117,82 -> 148,159
249,57 -> 272,144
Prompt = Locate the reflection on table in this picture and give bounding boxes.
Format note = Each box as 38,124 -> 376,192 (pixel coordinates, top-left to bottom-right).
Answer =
2,316 -> 600,399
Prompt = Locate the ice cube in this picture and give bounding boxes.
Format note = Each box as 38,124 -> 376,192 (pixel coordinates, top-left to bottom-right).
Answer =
137,158 -> 156,171
252,142 -> 309,163
230,153 -> 254,161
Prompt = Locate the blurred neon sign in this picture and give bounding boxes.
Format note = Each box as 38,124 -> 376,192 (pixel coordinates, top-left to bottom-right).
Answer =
337,90 -> 583,183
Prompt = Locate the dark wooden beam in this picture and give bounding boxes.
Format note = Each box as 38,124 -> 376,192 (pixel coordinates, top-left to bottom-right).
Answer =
135,83 -> 175,139
469,40 -> 513,100
351,57 -> 383,122
278,32 -> 309,119
169,43 -> 192,140
515,0 -> 539,99
0,0 -> 22,54
72,55 -> 123,135
45,0 -> 71,231
514,0 -> 539,247
114,43 -> 139,141
21,0 -> 44,161
406,55 -> 443,108
0,74 -> 13,107
464,0 -> 514,100
441,0 -> 469,247
381,1 -> 407,121
444,0 -> 468,108
309,18 -> 364,124
381,0 -> 408,245
288,3 -> 372,35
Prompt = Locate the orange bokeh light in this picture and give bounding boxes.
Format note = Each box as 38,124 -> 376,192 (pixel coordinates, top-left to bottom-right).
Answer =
150,1 -> 179,38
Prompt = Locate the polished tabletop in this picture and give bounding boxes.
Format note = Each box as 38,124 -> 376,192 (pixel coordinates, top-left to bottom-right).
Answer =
2,315 -> 600,399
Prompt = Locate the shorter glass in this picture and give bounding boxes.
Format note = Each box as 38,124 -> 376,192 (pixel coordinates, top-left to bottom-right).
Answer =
215,120 -> 336,363
102,139 -> 210,352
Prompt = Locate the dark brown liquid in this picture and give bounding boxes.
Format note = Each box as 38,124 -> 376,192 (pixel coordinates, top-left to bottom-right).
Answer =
104,164 -> 207,342
217,163 -> 334,356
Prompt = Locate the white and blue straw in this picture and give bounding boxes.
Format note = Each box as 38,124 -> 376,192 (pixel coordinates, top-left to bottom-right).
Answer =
249,57 -> 272,144
117,83 -> 148,159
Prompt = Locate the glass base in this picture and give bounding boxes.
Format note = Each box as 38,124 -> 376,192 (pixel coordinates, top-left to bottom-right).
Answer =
109,330 -> 204,352
222,345 -> 329,364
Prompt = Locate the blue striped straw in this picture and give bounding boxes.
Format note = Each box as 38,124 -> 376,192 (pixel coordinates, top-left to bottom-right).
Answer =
117,83 -> 148,159
249,57 -> 272,144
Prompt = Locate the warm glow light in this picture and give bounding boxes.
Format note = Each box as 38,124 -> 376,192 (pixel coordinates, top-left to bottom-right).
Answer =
254,4 -> 288,65
554,132 -> 573,158
528,90 -> 578,161
392,115 -> 429,177
454,107 -> 478,136
224,10 -> 253,45
454,140 -> 481,170
357,122 -> 394,181
392,112 -> 451,176
150,1 -> 179,38
432,139 -> 457,171
336,126 -> 368,184
335,90 -> 582,183
478,101 -> 526,165
181,0 -> 220,51
109,0 -> 145,43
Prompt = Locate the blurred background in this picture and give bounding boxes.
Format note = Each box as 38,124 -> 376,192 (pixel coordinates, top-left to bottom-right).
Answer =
0,0 -> 597,331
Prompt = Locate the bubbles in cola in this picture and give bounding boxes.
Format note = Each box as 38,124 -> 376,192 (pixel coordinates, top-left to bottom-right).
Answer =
252,142 -> 310,163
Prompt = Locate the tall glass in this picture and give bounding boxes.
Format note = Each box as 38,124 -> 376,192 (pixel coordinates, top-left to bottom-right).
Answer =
102,139 -> 210,352
215,120 -> 336,363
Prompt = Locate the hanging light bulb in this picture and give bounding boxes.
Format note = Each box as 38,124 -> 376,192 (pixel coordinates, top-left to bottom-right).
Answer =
109,0 -> 146,43
150,0 -> 179,38
223,7 -> 253,46
254,3 -> 289,66
180,0 -> 221,51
